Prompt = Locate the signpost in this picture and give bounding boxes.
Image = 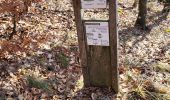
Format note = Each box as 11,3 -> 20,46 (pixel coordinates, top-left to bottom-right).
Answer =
85,21 -> 109,46
72,0 -> 119,93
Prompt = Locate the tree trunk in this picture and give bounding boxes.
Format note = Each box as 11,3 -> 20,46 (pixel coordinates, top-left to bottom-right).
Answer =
135,0 -> 147,30
162,3 -> 170,13
132,0 -> 138,8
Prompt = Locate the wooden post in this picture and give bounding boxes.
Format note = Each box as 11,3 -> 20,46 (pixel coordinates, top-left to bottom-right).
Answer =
72,0 -> 90,86
72,0 -> 119,93
109,0 -> 119,93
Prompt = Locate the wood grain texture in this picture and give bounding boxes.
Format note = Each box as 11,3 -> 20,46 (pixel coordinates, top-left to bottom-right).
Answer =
87,46 -> 112,87
73,0 -> 119,93
83,20 -> 112,87
109,0 -> 119,93
72,0 -> 90,86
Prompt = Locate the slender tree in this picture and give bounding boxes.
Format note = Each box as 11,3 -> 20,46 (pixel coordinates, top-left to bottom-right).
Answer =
158,0 -> 170,19
132,0 -> 138,8
162,0 -> 170,13
135,0 -> 148,30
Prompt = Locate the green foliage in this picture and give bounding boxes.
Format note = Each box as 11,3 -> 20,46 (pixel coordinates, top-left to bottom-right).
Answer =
153,62 -> 170,72
118,8 -> 123,14
128,85 -> 147,100
165,29 -> 170,32
133,86 -> 147,99
27,76 -> 49,91
168,78 -> 170,85
57,53 -> 70,68
128,81 -> 170,100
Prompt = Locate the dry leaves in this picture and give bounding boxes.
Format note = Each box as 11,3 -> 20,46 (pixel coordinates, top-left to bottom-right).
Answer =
0,0 -> 170,99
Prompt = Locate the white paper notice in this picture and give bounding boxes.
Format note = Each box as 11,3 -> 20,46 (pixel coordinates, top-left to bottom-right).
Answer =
81,0 -> 107,9
85,22 -> 109,46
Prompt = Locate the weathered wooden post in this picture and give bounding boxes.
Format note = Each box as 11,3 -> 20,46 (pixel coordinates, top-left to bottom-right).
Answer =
72,0 -> 119,93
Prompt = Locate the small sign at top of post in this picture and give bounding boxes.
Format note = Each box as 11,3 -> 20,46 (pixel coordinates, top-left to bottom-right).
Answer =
81,0 -> 107,9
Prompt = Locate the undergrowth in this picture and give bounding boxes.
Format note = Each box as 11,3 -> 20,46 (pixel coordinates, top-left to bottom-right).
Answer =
27,75 -> 49,91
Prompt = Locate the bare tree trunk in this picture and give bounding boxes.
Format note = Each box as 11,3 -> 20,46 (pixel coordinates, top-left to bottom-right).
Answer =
135,0 -> 148,30
132,0 -> 138,8
162,3 -> 170,19
162,3 -> 170,12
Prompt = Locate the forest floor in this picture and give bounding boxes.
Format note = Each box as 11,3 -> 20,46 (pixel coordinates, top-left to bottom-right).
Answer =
0,0 -> 170,99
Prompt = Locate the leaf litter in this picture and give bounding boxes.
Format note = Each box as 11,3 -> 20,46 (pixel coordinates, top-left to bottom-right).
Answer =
0,0 -> 170,99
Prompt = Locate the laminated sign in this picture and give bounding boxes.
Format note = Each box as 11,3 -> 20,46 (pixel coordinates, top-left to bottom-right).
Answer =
81,0 -> 107,9
85,22 -> 109,46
